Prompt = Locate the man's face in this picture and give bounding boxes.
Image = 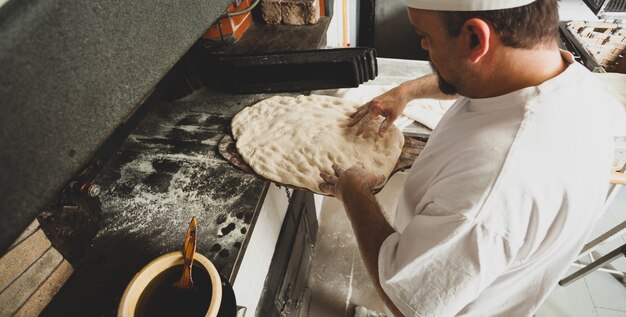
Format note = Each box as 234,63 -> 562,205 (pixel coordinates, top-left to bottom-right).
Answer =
408,8 -> 462,95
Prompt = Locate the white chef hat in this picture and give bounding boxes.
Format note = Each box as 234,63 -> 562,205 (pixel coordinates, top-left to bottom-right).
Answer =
406,0 -> 537,11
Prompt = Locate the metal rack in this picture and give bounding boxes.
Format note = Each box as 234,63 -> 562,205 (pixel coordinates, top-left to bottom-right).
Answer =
582,0 -> 626,19
558,20 -> 625,73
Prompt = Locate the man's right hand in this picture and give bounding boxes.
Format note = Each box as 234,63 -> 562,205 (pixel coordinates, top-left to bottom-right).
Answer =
347,85 -> 409,138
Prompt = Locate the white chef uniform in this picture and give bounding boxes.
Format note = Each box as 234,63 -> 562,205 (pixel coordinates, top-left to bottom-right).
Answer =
378,51 -> 622,316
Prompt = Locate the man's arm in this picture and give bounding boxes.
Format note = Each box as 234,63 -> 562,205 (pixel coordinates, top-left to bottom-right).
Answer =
399,73 -> 459,101
348,73 -> 458,137
320,164 -> 404,317
342,186 -> 404,317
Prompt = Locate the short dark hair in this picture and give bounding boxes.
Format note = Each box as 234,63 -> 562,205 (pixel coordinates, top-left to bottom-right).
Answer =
437,0 -> 560,49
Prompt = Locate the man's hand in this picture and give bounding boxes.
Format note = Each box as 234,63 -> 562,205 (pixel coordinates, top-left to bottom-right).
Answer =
319,163 -> 385,201
347,85 -> 409,137
348,73 -> 457,138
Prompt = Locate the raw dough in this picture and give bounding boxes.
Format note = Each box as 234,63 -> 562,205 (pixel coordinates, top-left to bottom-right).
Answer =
231,95 -> 404,194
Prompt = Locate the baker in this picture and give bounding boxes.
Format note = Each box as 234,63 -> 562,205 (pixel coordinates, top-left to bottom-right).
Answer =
319,0 -> 622,316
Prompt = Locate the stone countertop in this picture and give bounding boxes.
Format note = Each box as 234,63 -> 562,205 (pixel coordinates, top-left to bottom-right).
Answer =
42,88 -> 297,316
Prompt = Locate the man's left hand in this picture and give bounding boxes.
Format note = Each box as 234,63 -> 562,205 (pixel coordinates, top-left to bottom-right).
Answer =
319,163 -> 385,201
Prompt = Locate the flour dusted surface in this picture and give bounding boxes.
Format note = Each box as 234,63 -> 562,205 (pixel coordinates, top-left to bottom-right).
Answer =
231,95 -> 404,194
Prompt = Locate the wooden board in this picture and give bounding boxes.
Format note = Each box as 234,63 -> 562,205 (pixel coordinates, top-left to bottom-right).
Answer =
219,134 -> 426,196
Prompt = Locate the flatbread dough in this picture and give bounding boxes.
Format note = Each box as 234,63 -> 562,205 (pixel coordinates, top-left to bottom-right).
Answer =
231,95 -> 405,194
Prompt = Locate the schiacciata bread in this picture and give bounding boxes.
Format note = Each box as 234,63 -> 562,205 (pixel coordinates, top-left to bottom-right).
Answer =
231,95 -> 404,194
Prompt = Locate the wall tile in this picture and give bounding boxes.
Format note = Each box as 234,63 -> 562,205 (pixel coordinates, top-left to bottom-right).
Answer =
586,271 -> 626,311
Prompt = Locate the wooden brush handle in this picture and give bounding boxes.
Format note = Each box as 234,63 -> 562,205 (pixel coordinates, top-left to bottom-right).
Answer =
182,217 -> 197,269
173,216 -> 197,290
178,265 -> 193,288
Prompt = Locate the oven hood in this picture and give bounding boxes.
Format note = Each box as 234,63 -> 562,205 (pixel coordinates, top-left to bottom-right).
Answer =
0,0 -> 234,254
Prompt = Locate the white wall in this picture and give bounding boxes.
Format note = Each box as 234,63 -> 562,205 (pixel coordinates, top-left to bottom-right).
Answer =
326,0 -> 358,48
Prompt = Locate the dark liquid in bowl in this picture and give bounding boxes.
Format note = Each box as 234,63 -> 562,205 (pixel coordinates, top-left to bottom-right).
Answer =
135,265 -> 214,317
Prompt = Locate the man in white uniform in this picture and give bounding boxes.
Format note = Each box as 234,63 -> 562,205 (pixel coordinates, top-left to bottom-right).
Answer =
319,0 -> 622,316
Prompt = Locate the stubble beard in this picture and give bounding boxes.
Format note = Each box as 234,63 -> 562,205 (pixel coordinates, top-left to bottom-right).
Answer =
429,61 -> 458,95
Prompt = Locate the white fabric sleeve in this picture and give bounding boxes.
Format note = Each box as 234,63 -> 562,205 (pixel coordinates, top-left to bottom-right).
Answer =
378,204 -> 518,316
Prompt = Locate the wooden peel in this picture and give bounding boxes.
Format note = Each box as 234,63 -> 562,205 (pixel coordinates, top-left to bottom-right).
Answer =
219,134 -> 426,195
173,216 -> 197,290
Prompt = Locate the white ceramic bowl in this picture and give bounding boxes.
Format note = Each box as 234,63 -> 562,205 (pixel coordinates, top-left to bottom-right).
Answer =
117,252 -> 222,317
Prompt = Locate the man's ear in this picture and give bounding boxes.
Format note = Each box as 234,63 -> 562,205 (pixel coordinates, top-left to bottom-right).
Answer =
461,18 -> 491,63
